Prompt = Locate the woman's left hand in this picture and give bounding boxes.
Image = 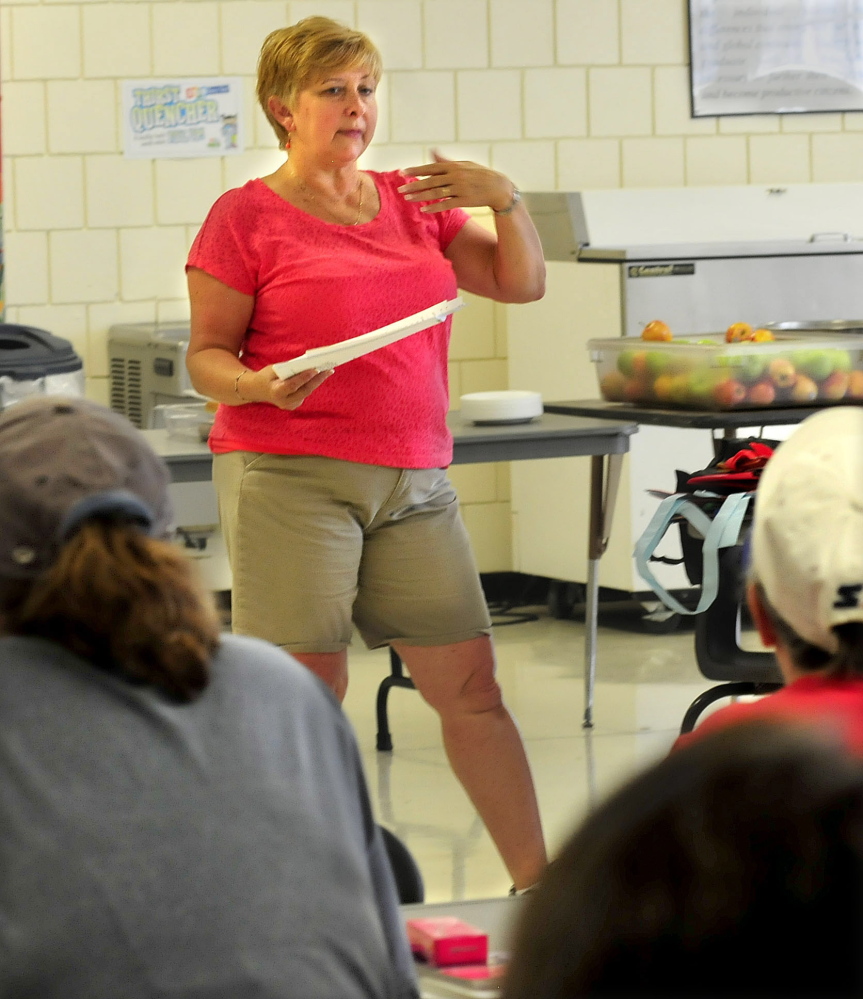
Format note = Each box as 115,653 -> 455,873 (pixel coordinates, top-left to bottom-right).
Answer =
398,151 -> 515,215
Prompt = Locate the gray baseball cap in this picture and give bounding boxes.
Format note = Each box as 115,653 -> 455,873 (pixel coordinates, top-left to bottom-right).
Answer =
0,396 -> 174,579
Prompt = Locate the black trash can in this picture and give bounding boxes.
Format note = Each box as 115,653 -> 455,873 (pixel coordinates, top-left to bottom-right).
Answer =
0,324 -> 84,408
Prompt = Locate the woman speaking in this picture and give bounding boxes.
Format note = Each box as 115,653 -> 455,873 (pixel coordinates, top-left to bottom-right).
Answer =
186,16 -> 547,892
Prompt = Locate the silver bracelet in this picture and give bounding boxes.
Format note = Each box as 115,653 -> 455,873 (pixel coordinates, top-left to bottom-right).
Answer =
493,188 -> 522,216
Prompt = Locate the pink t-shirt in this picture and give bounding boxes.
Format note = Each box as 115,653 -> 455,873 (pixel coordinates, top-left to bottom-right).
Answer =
186,171 -> 470,467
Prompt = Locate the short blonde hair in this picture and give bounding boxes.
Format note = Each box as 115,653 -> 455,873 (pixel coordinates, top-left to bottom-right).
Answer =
257,17 -> 383,149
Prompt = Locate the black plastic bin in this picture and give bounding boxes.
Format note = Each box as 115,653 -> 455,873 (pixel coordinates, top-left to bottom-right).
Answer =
0,324 -> 84,407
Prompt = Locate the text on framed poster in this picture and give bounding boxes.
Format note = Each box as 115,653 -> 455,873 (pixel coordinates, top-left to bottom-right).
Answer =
690,0 -> 863,117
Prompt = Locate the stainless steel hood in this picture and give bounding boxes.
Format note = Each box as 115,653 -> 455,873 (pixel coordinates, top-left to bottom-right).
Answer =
524,184 -> 863,261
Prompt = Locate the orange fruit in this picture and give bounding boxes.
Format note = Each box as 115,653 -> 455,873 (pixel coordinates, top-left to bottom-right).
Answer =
641,320 -> 673,342
726,322 -> 754,343
751,328 -> 775,342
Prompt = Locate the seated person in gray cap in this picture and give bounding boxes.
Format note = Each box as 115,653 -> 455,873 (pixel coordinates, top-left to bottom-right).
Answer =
676,404 -> 863,753
0,397 -> 417,999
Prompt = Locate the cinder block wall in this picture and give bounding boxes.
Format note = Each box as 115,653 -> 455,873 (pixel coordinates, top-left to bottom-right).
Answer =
4,0 -> 863,570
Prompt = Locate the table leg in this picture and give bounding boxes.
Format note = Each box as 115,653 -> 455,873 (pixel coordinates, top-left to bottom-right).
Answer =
583,453 -> 624,728
583,556 -> 599,728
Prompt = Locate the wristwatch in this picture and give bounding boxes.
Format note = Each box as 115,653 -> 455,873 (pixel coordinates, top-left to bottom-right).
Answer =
493,188 -> 522,216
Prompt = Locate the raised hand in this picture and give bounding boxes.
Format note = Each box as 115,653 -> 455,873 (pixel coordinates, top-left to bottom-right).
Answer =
398,150 -> 516,215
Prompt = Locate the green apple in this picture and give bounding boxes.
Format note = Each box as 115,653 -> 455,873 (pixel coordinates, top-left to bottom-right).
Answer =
617,350 -> 637,377
688,369 -> 717,405
795,349 -> 833,381
733,352 -> 768,384
830,348 -> 853,374
645,351 -> 669,377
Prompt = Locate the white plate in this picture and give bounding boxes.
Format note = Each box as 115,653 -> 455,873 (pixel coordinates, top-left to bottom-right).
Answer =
459,390 -> 543,424
272,298 -> 464,379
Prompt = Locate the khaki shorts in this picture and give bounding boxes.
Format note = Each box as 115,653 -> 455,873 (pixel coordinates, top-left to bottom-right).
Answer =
213,452 -> 492,653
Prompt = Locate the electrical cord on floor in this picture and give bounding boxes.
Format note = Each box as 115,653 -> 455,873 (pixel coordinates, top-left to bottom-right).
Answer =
488,604 -> 539,626
485,576 -> 546,627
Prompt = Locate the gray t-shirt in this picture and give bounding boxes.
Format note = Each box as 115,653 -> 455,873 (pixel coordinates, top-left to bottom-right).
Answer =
0,633 -> 418,999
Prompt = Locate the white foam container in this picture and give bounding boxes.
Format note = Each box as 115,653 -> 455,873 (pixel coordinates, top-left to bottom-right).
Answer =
459,390 -> 543,424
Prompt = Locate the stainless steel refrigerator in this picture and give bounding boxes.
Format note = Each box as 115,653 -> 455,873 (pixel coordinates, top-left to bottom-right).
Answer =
508,183 -> 863,602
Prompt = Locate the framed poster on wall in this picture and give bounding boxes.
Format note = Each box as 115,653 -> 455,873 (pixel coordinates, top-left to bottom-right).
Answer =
122,78 -> 244,159
690,0 -> 863,116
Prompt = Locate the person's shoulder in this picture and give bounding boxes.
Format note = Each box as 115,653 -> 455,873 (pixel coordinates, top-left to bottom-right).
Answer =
370,168 -> 423,206
0,635 -> 88,673
207,178 -> 268,214
368,168 -> 403,190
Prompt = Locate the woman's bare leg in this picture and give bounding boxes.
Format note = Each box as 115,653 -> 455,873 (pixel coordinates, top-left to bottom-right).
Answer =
395,635 -> 546,891
292,650 -> 349,702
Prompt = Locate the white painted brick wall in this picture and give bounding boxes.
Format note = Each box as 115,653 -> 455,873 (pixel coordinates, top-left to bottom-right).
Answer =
5,0 -> 863,570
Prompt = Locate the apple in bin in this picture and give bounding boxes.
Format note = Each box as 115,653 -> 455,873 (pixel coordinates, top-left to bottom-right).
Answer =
623,378 -> 650,403
617,350 -> 649,378
747,380 -> 776,406
794,350 -> 833,382
790,374 -> 818,403
688,370 -> 718,406
599,371 -> 627,401
830,348 -> 853,374
645,351 -> 670,377
713,378 -> 747,408
617,350 -> 637,376
734,353 -> 768,384
767,356 -> 796,390
669,374 -> 693,406
820,370 -> 850,401
847,370 -> 863,399
652,374 -> 675,404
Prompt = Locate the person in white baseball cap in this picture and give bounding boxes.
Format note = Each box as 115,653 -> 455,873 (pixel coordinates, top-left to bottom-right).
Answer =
676,404 -> 863,753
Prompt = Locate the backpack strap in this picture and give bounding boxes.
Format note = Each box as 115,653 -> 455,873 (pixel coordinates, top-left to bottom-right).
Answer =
634,491 -> 753,616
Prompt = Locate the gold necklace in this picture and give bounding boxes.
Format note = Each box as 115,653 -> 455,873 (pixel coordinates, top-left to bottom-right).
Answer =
298,175 -> 365,226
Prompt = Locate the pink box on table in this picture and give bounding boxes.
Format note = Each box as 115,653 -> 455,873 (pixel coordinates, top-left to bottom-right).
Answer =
406,916 -> 489,967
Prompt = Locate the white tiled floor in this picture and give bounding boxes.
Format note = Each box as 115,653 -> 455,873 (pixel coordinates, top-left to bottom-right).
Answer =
340,604 -> 730,903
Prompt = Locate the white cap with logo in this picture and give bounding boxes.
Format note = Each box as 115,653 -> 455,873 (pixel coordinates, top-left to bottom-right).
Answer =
751,405 -> 863,653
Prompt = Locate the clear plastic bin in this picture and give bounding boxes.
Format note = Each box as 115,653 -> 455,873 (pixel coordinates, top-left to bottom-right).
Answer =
155,402 -> 215,442
589,332 -> 863,411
